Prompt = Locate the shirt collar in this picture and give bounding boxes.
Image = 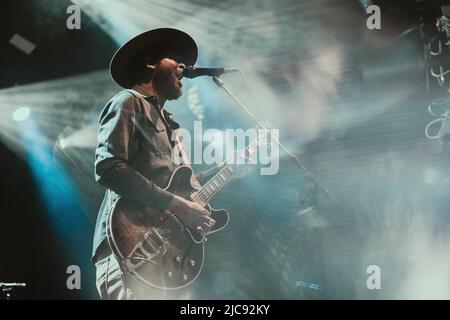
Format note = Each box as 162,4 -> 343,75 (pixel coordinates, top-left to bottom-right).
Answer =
130,86 -> 159,105
162,109 -> 180,130
129,88 -> 180,130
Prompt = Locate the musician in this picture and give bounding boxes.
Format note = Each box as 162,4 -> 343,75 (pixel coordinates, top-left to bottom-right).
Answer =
92,28 -> 218,300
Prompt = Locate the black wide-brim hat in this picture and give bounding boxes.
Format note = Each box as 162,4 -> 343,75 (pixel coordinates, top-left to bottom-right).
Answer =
110,28 -> 198,88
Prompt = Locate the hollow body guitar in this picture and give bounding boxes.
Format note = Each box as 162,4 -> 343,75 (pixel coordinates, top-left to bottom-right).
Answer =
107,164 -> 235,290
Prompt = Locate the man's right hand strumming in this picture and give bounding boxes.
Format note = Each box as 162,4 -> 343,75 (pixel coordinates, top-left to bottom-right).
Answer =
168,195 -> 216,235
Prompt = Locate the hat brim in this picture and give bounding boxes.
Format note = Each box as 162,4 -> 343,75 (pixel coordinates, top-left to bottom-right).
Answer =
110,28 -> 198,88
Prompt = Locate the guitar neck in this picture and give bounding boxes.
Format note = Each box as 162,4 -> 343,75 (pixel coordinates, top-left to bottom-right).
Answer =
191,164 -> 235,206
191,138 -> 261,206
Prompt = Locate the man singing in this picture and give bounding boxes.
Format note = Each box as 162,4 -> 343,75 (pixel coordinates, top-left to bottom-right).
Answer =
93,28 -> 217,300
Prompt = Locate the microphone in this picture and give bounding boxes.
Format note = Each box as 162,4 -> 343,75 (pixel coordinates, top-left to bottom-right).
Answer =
183,66 -> 239,79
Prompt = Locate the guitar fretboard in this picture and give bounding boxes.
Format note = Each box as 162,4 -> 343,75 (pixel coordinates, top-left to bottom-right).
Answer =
191,164 -> 235,206
190,137 -> 263,206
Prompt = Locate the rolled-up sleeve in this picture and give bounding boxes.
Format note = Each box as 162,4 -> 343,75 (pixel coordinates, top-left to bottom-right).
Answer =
94,91 -> 174,210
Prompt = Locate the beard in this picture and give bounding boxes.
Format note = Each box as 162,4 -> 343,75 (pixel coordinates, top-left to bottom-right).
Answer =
152,64 -> 182,101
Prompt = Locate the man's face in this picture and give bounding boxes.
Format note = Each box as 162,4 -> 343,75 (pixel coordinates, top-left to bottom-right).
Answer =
152,57 -> 186,101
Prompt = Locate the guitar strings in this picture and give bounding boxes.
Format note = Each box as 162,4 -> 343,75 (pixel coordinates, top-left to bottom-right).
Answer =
134,139 -> 261,258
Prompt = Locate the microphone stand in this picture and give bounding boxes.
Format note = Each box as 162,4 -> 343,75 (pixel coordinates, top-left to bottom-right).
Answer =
212,76 -> 347,214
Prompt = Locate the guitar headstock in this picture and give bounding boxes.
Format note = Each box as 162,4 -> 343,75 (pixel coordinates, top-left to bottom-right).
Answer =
246,121 -> 274,156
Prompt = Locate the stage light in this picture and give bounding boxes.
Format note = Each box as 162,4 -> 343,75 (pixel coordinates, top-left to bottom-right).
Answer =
12,107 -> 31,122
17,117 -> 92,269
59,137 -> 67,149
0,70 -> 113,155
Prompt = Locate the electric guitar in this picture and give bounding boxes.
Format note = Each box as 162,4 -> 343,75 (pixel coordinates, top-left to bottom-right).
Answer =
107,138 -> 263,290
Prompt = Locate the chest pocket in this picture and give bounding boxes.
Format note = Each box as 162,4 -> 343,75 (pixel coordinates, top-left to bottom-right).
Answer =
138,104 -> 173,156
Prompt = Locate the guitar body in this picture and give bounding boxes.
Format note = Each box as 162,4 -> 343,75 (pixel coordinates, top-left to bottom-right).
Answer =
107,165 -> 229,290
